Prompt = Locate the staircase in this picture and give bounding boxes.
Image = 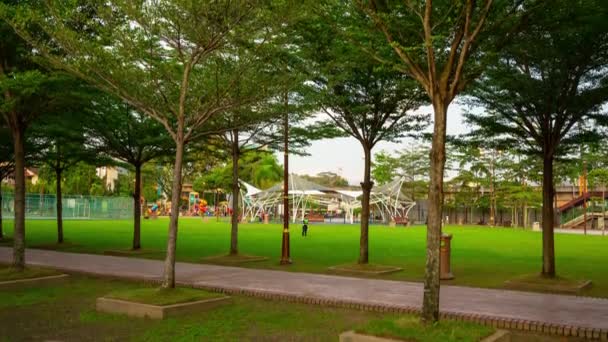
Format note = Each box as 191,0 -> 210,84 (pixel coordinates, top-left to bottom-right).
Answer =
561,211 -> 607,229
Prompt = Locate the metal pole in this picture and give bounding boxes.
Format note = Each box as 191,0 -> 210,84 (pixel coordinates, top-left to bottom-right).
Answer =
583,160 -> 587,236
490,153 -> 495,227
280,92 -> 291,265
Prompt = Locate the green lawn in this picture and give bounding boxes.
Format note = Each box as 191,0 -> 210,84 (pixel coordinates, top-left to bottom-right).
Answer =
0,275 -> 382,341
0,274 -> 497,341
2,218 -> 607,297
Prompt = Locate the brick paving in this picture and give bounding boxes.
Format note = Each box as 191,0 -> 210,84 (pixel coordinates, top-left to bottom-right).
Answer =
1,247 -> 607,338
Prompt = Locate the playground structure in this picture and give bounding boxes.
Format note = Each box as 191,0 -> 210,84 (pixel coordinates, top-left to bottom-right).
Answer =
241,174 -> 416,224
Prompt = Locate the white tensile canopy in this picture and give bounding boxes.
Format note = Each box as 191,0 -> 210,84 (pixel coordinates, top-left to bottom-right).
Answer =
241,174 -> 415,224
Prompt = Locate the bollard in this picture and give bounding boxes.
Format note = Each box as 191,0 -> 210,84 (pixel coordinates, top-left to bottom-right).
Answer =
440,234 -> 454,280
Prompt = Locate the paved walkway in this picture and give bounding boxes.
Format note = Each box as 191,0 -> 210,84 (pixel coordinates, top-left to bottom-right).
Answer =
1,248 -> 607,333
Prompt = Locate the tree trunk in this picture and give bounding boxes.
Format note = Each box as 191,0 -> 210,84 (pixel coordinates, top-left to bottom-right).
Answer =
162,138 -> 184,289
359,145 -> 373,264
0,181 -> 3,240
280,94 -> 291,264
132,163 -> 142,250
603,186 -> 606,236
541,154 -> 556,277
230,129 -> 240,256
56,167 -> 64,244
523,202 -> 528,229
422,100 -> 448,324
12,125 -> 26,270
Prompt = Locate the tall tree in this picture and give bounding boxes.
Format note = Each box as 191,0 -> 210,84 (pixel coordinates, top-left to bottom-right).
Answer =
86,95 -> 174,250
219,119 -> 279,256
29,96 -> 98,244
0,125 -> 14,239
0,12 -> 69,269
303,10 -> 427,264
5,1 -> 284,287
352,0 -> 532,322
465,0 -> 608,277
209,91 -> 310,256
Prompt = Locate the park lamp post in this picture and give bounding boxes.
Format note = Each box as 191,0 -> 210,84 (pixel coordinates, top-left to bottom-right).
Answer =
582,160 -> 588,236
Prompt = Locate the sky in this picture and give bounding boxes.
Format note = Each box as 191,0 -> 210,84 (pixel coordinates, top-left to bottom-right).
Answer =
280,103 -> 473,185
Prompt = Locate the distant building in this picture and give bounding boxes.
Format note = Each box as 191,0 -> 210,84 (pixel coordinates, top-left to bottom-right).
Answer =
96,166 -> 128,191
3,167 -> 38,186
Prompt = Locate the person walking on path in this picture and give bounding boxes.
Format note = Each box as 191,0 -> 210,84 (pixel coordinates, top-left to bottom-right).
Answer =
302,215 -> 309,237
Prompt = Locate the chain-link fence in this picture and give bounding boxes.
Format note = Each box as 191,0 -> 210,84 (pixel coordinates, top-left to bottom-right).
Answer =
0,193 -> 133,220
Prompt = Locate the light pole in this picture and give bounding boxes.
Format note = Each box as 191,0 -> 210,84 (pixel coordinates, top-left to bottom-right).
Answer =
583,160 -> 588,236
489,153 -> 495,227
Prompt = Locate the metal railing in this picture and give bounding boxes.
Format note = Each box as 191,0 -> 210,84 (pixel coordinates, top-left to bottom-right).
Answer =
1,192 -> 133,220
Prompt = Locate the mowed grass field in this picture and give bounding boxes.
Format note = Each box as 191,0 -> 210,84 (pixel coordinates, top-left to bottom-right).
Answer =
0,274 -> 497,342
2,218 -> 607,297
0,275 -> 387,341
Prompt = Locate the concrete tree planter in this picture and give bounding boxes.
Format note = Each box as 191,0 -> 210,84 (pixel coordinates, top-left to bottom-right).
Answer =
201,254 -> 269,265
96,295 -> 231,319
339,330 -> 511,342
30,242 -> 80,251
103,249 -> 163,257
328,264 -> 403,276
504,275 -> 592,295
0,274 -> 69,289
